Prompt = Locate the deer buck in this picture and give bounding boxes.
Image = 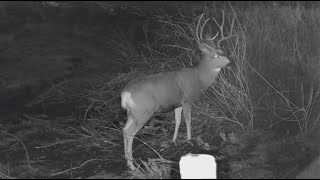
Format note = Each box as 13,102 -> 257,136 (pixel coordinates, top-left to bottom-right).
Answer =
121,11 -> 236,170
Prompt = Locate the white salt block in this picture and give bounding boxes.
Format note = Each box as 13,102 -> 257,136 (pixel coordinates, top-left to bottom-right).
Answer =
179,153 -> 216,179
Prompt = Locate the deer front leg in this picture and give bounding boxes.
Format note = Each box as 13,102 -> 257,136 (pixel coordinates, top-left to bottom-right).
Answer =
183,103 -> 192,143
173,106 -> 183,145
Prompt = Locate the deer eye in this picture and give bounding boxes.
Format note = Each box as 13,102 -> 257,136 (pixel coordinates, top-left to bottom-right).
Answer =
214,54 -> 219,58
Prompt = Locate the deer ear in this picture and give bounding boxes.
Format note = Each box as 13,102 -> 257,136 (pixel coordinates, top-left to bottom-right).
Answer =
197,40 -> 211,54
216,49 -> 224,55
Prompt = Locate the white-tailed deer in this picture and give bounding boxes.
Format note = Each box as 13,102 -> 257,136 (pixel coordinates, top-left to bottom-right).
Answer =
121,11 -> 236,170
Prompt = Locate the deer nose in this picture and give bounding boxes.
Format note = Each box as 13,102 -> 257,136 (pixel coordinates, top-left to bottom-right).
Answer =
225,60 -> 233,70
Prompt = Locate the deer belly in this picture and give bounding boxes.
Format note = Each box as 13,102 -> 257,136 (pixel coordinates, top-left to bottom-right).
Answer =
153,90 -> 183,113
157,102 -> 182,113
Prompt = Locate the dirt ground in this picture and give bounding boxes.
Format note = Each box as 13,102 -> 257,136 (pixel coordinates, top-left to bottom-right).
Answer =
1,2 -> 320,179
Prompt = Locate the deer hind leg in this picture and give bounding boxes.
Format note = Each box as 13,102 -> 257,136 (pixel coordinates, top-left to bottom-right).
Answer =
173,106 -> 183,145
183,102 -> 192,141
123,109 -> 152,170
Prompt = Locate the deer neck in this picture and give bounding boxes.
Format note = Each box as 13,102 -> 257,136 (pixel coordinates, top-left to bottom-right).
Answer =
196,56 -> 220,90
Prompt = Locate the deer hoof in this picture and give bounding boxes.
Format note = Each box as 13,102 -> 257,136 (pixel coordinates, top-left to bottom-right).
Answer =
173,139 -> 179,147
187,139 -> 194,146
127,162 -> 136,171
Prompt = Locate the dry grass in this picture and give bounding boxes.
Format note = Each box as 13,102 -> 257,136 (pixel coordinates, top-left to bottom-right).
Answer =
2,1 -> 320,178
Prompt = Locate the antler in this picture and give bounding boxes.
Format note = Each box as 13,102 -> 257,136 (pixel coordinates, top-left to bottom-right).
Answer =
196,13 -> 219,51
212,10 -> 237,48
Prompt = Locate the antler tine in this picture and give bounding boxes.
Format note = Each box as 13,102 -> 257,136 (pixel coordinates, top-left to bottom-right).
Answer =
196,13 -> 213,41
196,12 -> 217,52
207,32 -> 219,41
200,18 -> 210,40
212,10 -> 237,48
196,13 -> 204,41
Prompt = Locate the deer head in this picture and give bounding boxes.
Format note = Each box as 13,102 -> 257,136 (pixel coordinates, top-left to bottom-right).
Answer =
195,10 -> 236,70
